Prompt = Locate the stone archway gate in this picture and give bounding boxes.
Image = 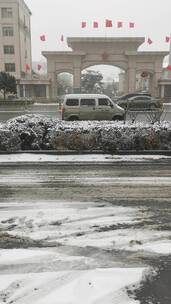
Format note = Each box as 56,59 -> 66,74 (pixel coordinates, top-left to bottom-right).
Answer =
42,37 -> 168,98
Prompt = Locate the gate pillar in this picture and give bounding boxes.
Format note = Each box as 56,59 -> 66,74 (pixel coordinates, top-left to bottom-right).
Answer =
128,67 -> 136,93
49,72 -> 57,99
73,67 -> 81,93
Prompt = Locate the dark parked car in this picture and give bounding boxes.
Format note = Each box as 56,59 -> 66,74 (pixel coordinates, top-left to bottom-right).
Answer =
117,95 -> 163,110
115,92 -> 151,102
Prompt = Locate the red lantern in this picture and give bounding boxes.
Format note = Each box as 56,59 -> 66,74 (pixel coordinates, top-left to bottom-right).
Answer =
141,71 -> 148,78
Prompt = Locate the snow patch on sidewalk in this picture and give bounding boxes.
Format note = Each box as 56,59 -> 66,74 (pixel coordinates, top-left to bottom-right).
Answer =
60,227 -> 171,256
0,268 -> 145,304
128,240 -> 171,255
0,249 -> 54,263
0,248 -> 90,265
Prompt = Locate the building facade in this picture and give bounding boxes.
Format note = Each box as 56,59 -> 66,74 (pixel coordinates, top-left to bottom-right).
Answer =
0,0 -> 32,79
0,0 -> 50,99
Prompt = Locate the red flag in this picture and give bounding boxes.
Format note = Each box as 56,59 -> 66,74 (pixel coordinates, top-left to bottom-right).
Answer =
37,64 -> 42,71
147,37 -> 153,45
129,22 -> 135,28
40,35 -> 46,41
167,65 -> 171,71
165,36 -> 170,43
25,64 -> 30,72
81,21 -> 86,28
105,19 -> 112,27
117,21 -> 123,28
93,21 -> 98,28
61,35 -> 64,42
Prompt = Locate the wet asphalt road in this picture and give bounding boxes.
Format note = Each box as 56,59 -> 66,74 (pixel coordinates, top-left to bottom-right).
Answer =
0,103 -> 171,122
0,159 -> 171,303
1,160 -> 171,203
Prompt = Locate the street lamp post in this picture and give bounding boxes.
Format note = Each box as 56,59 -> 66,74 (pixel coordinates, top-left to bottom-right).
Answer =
16,79 -> 20,98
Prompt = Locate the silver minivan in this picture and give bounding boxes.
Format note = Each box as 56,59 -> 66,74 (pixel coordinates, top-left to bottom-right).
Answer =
61,94 -> 125,121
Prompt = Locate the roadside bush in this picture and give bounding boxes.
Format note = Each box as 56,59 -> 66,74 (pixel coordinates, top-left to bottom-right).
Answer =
0,128 -> 20,151
6,114 -> 56,150
48,126 -> 99,151
1,115 -> 171,151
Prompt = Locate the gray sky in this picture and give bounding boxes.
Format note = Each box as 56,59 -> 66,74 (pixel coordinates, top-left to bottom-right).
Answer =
26,0 -> 171,79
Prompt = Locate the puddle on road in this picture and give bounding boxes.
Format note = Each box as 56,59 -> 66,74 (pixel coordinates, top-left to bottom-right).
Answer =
128,260 -> 171,304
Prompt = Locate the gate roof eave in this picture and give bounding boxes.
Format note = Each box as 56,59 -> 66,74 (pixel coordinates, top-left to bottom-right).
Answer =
67,36 -> 145,44
126,51 -> 169,57
67,37 -> 145,52
42,51 -> 86,59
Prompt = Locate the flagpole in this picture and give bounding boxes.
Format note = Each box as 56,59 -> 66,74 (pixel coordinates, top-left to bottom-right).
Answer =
104,20 -> 107,38
166,32 -> 171,77
169,32 -> 171,66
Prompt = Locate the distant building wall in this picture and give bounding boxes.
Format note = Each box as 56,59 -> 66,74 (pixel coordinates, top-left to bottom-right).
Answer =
0,0 -> 32,79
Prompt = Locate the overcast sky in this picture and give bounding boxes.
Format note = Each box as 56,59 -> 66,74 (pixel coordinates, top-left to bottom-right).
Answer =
25,0 -> 171,78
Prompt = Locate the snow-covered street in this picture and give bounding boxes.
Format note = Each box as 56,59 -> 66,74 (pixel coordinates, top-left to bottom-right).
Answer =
0,201 -> 149,304
0,154 -> 171,303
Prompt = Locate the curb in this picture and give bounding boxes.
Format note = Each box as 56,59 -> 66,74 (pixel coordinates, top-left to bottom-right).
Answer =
0,160 -> 170,167
0,150 -> 171,155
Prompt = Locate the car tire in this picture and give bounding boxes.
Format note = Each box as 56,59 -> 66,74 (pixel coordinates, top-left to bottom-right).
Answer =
112,115 -> 124,121
67,116 -> 79,121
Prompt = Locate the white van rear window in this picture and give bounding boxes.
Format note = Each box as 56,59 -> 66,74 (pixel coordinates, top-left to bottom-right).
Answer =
80,99 -> 95,106
66,99 -> 79,106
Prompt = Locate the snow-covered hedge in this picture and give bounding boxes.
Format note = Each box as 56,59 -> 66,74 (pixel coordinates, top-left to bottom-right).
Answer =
0,114 -> 171,151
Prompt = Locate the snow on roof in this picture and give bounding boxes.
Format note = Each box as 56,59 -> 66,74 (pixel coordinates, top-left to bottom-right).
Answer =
64,94 -> 110,99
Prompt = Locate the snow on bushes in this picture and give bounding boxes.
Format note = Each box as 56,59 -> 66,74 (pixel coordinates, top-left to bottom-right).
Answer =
0,114 -> 171,151
48,121 -> 100,151
4,114 -> 56,150
0,128 -> 21,151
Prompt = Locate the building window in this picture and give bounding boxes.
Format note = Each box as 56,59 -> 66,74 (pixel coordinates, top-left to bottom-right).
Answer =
1,8 -> 13,18
5,63 -> 15,72
4,45 -> 15,54
2,26 -> 14,37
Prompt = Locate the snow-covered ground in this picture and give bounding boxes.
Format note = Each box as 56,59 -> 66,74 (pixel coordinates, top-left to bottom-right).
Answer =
0,153 -> 170,163
0,268 -> 145,304
0,201 -> 171,303
0,156 -> 171,303
1,202 -> 171,256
